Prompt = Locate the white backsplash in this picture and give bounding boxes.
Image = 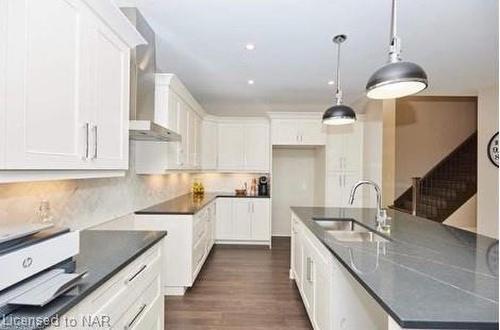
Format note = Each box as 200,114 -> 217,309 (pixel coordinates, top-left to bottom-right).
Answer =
193,173 -> 268,193
0,144 -> 269,229
0,144 -> 193,229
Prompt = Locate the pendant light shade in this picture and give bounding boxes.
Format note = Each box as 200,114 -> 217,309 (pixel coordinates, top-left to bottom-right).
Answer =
366,61 -> 428,99
322,34 -> 356,125
322,105 -> 356,125
366,0 -> 428,99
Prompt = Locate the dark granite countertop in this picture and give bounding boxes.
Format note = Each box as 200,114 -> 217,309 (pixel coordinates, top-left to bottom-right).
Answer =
291,207 -> 499,329
0,230 -> 166,330
135,192 -> 270,215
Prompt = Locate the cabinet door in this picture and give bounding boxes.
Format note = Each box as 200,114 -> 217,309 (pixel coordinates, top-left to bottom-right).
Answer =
4,0 -> 90,169
271,119 -> 298,145
250,199 -> 270,240
217,123 -> 245,170
244,124 -> 270,171
201,120 -> 217,169
215,198 -> 232,240
325,173 -> 345,207
292,220 -> 303,287
314,263 -> 333,330
193,114 -> 202,168
299,119 -> 326,145
167,91 -> 180,132
177,103 -> 189,168
186,110 -> 196,168
302,243 -> 315,315
232,199 -> 252,240
91,21 -> 129,169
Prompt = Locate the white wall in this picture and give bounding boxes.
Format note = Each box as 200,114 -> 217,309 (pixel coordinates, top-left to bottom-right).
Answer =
477,85 -> 499,238
272,147 -> 324,236
0,143 -> 193,229
444,195 -> 477,232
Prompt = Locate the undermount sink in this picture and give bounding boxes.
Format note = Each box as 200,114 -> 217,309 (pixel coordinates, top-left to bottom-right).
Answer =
313,219 -> 388,243
327,231 -> 388,243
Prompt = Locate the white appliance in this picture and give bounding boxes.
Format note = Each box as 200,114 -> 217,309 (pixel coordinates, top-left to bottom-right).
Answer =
0,226 -> 81,311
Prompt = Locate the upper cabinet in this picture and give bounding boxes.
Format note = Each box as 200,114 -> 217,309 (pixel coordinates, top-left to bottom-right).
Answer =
217,119 -> 270,172
135,74 -> 204,173
0,0 -> 144,181
201,119 -> 218,170
270,113 -> 326,146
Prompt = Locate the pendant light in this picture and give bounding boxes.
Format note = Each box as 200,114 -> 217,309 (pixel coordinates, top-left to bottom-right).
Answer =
366,0 -> 428,99
322,35 -> 356,125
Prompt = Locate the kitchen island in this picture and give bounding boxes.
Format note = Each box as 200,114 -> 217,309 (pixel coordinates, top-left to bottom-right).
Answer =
290,207 -> 498,330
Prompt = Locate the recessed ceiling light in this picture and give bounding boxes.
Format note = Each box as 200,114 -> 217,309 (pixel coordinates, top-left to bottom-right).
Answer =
245,43 -> 256,51
247,80 -> 255,85
328,80 -> 335,85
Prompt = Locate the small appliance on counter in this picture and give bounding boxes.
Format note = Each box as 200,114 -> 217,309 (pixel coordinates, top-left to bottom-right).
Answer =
0,224 -> 83,316
258,176 -> 269,196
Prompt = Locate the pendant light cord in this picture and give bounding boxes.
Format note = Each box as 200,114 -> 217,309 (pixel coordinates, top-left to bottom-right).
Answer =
389,0 -> 401,62
335,39 -> 343,105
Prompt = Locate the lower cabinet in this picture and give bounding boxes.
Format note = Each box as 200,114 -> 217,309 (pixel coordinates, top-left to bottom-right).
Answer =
290,213 -> 386,330
215,198 -> 271,246
49,240 -> 164,330
133,201 -> 216,295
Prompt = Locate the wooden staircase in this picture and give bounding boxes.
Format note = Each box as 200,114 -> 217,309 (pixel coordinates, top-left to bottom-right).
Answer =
392,132 -> 477,222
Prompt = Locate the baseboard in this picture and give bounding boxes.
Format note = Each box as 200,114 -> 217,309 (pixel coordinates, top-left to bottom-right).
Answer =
215,240 -> 270,246
163,286 -> 186,296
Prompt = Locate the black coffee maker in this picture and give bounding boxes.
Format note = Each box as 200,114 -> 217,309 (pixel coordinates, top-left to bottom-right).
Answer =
258,176 -> 269,196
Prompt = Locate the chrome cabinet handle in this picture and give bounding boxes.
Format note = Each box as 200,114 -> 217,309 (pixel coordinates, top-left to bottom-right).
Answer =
124,303 -> 147,330
125,265 -> 147,284
251,202 -> 254,213
83,123 -> 89,159
307,258 -> 314,283
92,125 -> 98,159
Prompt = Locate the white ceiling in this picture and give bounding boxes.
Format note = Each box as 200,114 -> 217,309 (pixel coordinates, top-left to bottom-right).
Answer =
118,0 -> 498,115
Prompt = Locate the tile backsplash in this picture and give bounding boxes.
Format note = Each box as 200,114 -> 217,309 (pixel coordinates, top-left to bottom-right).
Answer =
0,144 -> 193,229
0,144 -> 268,229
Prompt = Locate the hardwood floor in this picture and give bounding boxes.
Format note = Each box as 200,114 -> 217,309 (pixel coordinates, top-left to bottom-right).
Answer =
165,237 -> 312,330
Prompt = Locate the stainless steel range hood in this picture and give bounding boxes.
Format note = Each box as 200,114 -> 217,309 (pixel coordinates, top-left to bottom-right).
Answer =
122,7 -> 180,142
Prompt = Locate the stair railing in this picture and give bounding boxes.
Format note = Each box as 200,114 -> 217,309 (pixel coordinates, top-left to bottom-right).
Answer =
411,177 -> 421,216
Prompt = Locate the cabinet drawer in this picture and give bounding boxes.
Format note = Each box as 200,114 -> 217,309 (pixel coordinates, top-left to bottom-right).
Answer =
192,232 -> 207,273
113,273 -> 162,329
193,215 -> 207,248
76,242 -> 162,321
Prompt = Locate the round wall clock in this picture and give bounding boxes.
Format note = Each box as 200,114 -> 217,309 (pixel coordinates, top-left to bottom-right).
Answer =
488,132 -> 499,167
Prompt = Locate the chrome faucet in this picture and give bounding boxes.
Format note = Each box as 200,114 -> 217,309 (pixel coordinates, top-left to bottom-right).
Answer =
349,180 -> 388,228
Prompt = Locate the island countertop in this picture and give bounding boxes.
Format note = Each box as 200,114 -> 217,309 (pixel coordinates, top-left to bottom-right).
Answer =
0,230 -> 167,330
291,207 -> 499,330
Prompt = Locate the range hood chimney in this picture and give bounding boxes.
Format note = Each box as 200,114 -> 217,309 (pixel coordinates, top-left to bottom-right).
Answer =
121,7 -> 180,142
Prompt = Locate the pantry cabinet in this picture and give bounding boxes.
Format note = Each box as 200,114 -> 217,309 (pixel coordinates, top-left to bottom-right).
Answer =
215,198 -> 271,245
270,115 -> 326,146
0,0 -> 144,179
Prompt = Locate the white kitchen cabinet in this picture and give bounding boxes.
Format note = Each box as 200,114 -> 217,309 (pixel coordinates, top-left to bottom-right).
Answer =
217,123 -> 246,170
326,122 -> 363,172
134,200 -> 216,295
49,240 -> 164,330
215,198 -> 271,245
90,19 -> 130,169
270,115 -> 326,146
217,119 -> 270,172
244,124 -> 270,171
215,197 -> 233,239
232,199 -> 253,240
291,212 -> 387,330
1,0 -> 143,178
201,119 -> 218,169
325,171 -> 364,207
